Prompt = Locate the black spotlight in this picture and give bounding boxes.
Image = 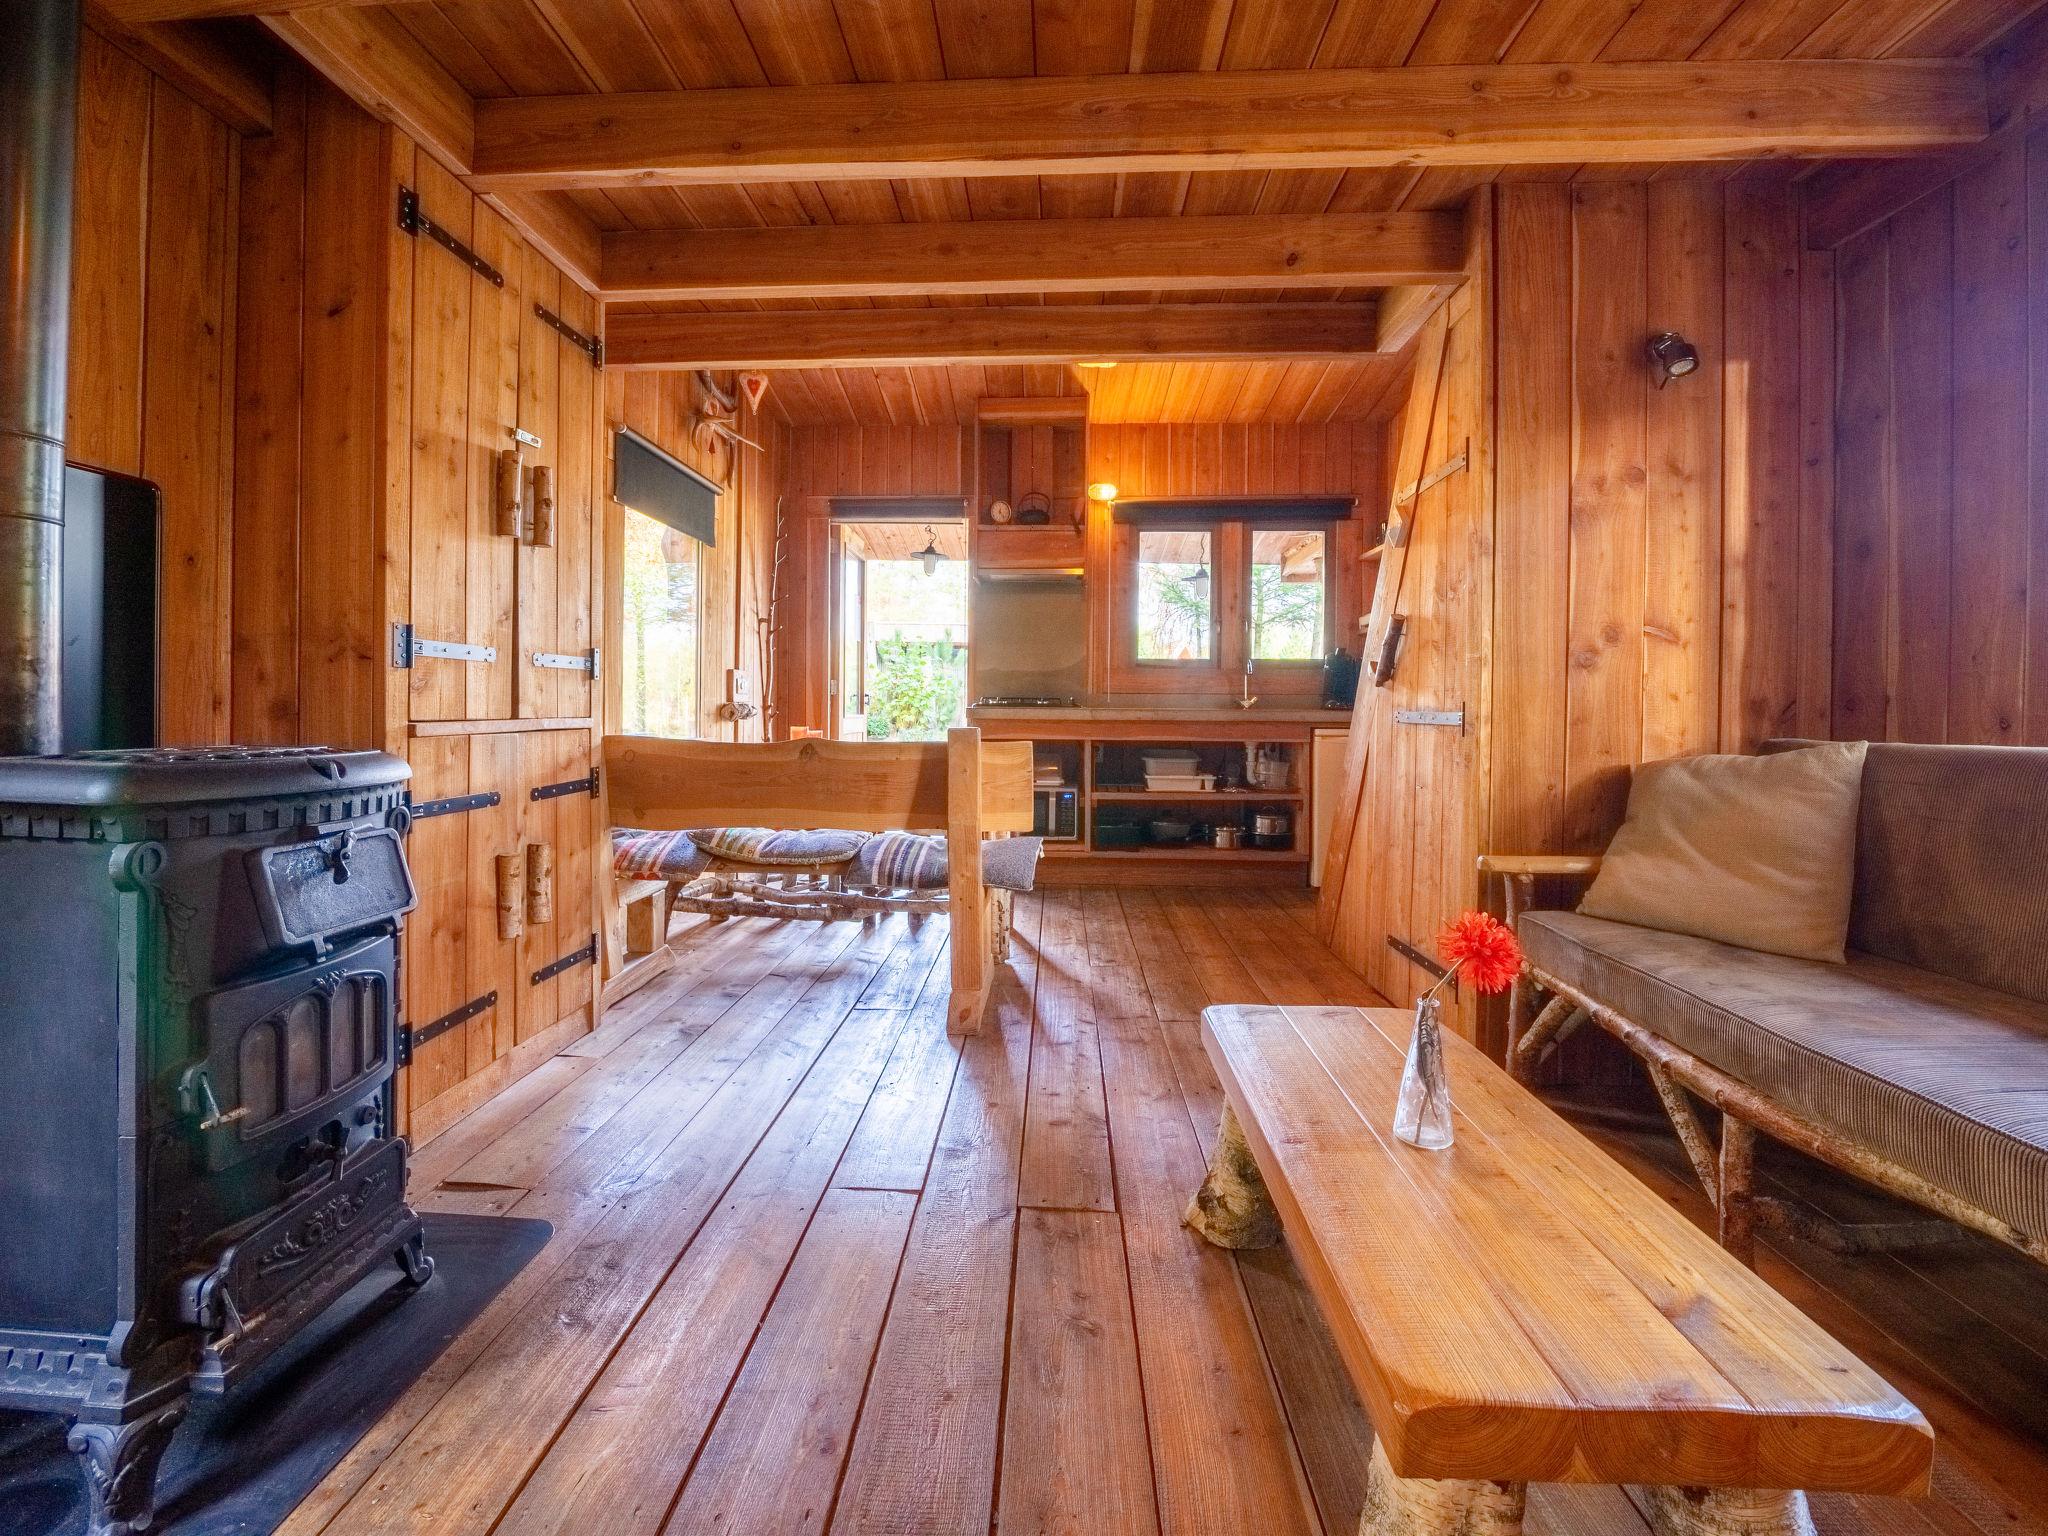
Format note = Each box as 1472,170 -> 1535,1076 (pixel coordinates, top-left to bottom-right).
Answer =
1647,331 -> 1701,388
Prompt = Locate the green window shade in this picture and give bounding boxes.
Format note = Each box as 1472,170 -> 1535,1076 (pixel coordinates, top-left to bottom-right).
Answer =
614,427 -> 719,547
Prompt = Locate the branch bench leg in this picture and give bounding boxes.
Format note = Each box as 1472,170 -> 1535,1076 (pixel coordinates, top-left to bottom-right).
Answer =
1636,1486 -> 1815,1536
1359,1438 -> 1525,1536
1184,1103 -> 1282,1250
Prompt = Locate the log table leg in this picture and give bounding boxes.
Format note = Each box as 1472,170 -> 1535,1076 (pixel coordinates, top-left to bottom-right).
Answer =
1637,1486 -> 1816,1536
1359,1439 -> 1525,1536
1184,1103 -> 1283,1250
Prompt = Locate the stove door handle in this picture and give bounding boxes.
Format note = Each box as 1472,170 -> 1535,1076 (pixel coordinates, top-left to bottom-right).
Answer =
178,1065 -> 249,1134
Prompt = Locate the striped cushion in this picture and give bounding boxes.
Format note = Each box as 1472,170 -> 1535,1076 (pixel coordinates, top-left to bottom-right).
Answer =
1522,910 -> 2048,1243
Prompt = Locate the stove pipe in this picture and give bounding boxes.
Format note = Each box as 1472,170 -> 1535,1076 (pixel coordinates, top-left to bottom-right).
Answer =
0,0 -> 79,755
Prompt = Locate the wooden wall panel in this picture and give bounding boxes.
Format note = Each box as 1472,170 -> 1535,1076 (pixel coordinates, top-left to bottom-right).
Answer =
1486,179 -> 1825,869
1822,128 -> 2048,747
68,30 -> 152,478
66,27 -> 242,746
230,65 -> 307,744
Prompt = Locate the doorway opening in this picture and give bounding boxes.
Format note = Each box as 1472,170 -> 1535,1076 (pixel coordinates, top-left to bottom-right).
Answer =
830,515 -> 969,742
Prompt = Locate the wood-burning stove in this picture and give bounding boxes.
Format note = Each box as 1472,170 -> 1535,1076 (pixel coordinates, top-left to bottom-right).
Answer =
0,746 -> 429,1536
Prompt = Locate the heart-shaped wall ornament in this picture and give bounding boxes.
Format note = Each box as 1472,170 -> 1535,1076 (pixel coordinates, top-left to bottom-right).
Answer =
738,372 -> 770,412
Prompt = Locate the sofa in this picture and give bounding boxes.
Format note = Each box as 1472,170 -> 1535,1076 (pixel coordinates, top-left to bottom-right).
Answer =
1486,741 -> 2048,1267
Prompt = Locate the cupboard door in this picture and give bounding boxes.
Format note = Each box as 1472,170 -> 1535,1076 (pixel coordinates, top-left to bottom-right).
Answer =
401,735 -> 471,1117
516,728 -> 596,1044
405,158 -> 476,724
466,205 -> 522,721
516,249 -> 562,719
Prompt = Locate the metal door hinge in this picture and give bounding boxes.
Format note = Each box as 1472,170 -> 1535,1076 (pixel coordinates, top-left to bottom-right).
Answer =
1393,707 -> 1465,730
530,773 -> 598,802
1388,936 -> 1458,1000
411,790 -> 503,821
532,936 -> 597,986
392,624 -> 498,668
535,302 -> 602,370
397,188 -> 505,287
397,990 -> 498,1067
532,647 -> 599,677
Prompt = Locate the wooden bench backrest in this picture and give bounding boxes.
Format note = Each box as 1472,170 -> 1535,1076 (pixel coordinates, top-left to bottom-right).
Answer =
603,730 -> 1035,835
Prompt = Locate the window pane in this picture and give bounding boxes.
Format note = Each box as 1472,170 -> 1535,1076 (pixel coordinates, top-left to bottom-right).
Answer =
1136,529 -> 1212,661
1250,529 -> 1326,660
622,507 -> 699,736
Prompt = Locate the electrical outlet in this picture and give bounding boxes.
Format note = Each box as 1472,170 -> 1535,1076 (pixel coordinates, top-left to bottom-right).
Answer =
728,668 -> 756,707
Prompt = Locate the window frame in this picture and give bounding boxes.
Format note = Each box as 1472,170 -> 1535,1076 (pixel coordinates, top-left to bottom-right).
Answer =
1109,511 -> 1337,699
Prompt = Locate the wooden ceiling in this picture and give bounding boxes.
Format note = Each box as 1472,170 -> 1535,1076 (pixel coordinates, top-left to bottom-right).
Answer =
761,360 -> 1411,427
96,0 -> 2048,424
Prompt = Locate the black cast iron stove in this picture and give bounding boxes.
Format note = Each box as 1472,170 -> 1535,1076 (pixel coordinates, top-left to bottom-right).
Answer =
0,746 -> 429,1535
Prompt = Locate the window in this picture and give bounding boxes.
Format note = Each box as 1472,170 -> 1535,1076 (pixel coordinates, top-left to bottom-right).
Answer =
1113,503 -> 1344,697
621,506 -> 700,737
1250,529 -> 1327,660
1135,528 -> 1214,662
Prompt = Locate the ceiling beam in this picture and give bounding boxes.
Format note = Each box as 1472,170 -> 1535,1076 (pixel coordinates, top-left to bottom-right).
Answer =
600,211 -> 1466,300
100,0 -> 374,21
605,303 -> 1383,371
87,7 -> 273,134
259,6 -> 601,288
471,60 -> 1986,192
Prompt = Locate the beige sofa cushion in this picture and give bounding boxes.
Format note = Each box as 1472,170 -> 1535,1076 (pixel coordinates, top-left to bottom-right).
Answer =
1520,910 -> 2048,1245
1579,741 -> 1867,963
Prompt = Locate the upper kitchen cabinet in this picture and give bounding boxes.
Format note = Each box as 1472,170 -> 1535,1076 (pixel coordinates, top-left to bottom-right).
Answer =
973,397 -> 1087,573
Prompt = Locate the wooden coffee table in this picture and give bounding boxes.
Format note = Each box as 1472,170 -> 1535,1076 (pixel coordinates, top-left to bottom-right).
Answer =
1185,1004 -> 1933,1536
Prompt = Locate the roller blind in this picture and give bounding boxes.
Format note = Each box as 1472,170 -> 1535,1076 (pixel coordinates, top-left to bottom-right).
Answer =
614,427 -> 720,547
1110,496 -> 1354,524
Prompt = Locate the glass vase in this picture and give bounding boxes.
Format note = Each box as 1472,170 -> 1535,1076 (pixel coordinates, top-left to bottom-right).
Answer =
1393,993 -> 1455,1150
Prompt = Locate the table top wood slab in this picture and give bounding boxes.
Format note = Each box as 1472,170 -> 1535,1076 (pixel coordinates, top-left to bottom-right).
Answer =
1200,1004 -> 1935,1495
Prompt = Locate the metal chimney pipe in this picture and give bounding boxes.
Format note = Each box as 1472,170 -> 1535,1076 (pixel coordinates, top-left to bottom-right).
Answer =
0,0 -> 79,755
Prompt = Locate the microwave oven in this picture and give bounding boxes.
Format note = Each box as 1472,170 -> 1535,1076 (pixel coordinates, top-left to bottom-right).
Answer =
1033,786 -> 1081,842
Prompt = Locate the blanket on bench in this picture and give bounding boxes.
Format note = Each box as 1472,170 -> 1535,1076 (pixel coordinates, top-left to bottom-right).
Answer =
612,826 -> 1044,893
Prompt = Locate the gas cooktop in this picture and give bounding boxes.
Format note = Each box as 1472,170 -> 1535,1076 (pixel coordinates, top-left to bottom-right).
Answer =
973,694 -> 1080,708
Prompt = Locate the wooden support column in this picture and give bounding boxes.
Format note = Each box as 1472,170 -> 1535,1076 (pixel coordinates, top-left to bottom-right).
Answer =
1717,1116 -> 1758,1267
1184,1103 -> 1282,1250
1636,1485 -> 1815,1536
946,725 -> 988,1036
1359,1438 -> 1525,1536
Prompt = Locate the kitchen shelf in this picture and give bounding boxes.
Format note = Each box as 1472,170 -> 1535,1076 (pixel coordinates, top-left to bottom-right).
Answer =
1088,846 -> 1308,862
1093,788 -> 1303,802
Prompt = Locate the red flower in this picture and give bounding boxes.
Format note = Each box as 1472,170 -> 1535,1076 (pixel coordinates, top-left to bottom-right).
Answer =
1437,910 -> 1524,996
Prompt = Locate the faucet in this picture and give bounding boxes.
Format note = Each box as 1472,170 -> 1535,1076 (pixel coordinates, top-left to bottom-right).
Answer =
1235,617 -> 1258,709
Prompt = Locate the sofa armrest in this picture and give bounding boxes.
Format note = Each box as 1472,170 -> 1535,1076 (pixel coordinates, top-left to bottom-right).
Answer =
1477,853 -> 1604,879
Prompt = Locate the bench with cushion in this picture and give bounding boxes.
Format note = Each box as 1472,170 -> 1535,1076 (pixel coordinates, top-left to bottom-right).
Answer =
602,727 -> 1034,1033
1186,1002 -> 1933,1536
1488,740 -> 2048,1267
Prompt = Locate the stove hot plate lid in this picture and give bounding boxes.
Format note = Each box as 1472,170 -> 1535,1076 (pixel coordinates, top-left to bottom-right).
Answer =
0,745 -> 412,811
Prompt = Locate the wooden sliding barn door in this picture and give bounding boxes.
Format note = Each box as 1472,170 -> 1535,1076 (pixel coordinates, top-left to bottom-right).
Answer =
1317,268 -> 1493,1038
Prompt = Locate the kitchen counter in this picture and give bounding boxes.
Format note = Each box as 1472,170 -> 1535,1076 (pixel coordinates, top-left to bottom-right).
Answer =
968,702 -> 1350,726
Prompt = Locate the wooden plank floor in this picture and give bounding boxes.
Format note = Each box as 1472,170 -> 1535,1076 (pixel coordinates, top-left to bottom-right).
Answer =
290,889 -> 2048,1536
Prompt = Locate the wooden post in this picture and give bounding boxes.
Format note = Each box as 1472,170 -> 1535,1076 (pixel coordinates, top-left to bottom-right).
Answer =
525,840 -> 555,924
496,852 -> 526,940
1717,1115 -> 1758,1267
1184,1103 -> 1282,1250
1359,1437 -> 1525,1536
494,447 -> 524,538
1636,1485 -> 1814,1536
530,463 -> 556,547
624,883 -> 668,956
946,725 -> 988,1035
